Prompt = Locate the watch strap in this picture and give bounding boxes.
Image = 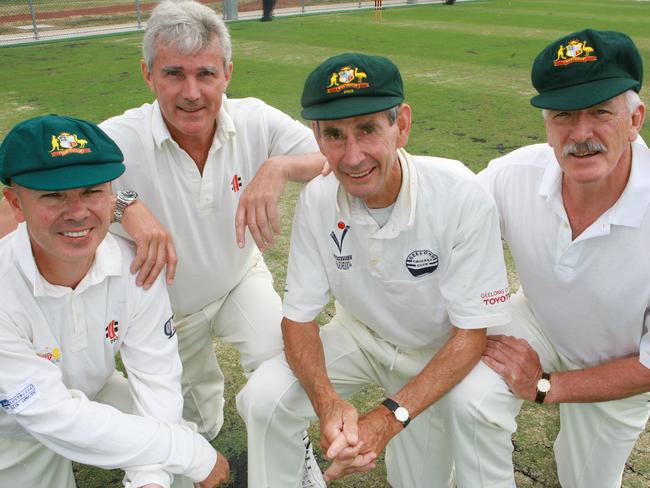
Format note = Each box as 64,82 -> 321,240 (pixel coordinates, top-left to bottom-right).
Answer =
381,398 -> 410,427
534,372 -> 551,404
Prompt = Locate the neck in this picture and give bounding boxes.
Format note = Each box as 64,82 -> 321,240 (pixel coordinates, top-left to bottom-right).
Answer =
34,254 -> 94,289
166,122 -> 216,175
562,148 -> 632,240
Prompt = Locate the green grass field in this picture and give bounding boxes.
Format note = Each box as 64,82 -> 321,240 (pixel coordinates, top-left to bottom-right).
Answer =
2,0 -> 650,486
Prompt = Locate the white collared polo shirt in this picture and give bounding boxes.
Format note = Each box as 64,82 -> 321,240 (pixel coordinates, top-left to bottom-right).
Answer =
479,142 -> 650,369
284,149 -> 511,348
0,225 -> 215,482
101,95 -> 318,316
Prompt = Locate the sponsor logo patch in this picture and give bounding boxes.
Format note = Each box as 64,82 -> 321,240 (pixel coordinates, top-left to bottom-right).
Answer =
164,315 -> 176,339
326,65 -> 370,94
49,132 -> 91,157
105,320 -> 119,344
231,174 -> 243,192
36,346 -> 62,365
0,381 -> 40,415
481,287 -> 510,306
405,250 -> 439,277
553,39 -> 597,66
330,221 -> 352,270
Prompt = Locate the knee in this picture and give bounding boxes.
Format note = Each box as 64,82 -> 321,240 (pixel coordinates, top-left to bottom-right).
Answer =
438,362 -> 520,430
236,358 -> 296,425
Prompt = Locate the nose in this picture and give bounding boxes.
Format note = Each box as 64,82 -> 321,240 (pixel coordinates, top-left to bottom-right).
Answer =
62,194 -> 90,221
182,76 -> 200,101
343,136 -> 365,168
569,112 -> 594,142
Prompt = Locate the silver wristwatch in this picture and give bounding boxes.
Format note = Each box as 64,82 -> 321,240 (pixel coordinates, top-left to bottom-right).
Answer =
114,189 -> 138,224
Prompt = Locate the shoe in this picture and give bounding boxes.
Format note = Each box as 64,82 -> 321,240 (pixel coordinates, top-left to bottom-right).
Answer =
260,16 -> 273,21
301,432 -> 326,488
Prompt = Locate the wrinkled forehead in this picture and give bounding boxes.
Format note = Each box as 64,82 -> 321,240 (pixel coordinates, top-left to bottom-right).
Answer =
154,35 -> 225,65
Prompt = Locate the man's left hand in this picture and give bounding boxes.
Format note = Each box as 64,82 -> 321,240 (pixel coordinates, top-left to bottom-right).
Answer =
120,200 -> 177,289
323,441 -> 377,482
483,334 -> 544,401
235,157 -> 288,251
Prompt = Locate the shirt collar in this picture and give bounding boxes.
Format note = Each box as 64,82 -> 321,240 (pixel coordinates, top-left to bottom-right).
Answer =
335,148 -> 417,238
151,95 -> 236,149
538,142 -> 650,229
14,223 -> 123,298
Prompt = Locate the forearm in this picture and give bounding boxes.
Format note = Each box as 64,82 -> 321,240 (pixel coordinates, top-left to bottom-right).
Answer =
545,356 -> 650,404
391,327 -> 486,418
275,152 -> 327,183
281,317 -> 339,416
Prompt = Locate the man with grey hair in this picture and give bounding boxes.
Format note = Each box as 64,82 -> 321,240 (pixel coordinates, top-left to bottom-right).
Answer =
477,29 -> 650,487
97,1 -> 325,463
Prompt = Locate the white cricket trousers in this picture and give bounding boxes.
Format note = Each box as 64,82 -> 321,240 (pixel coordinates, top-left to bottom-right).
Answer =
237,302 -> 520,488
175,255 -> 284,440
493,291 -> 650,488
0,371 -> 193,488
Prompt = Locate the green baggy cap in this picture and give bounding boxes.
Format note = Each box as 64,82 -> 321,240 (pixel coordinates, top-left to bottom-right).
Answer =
0,114 -> 125,191
531,29 -> 643,110
301,52 -> 404,120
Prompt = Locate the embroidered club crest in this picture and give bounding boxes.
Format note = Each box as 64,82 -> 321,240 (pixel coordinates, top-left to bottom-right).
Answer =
49,132 -> 91,157
554,39 -> 597,66
326,65 -> 370,94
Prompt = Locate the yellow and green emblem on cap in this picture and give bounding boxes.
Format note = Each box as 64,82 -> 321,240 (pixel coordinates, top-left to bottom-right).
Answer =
0,114 -> 125,191
531,29 -> 642,110
301,53 -> 404,120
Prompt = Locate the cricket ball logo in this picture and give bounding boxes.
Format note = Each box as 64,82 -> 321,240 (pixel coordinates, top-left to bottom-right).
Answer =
105,320 -> 119,344
231,174 -> 243,192
331,221 -> 352,270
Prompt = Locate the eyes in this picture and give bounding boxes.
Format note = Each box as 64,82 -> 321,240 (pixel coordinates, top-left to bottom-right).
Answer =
39,187 -> 109,206
162,67 -> 218,80
322,124 -> 377,142
551,107 -> 615,121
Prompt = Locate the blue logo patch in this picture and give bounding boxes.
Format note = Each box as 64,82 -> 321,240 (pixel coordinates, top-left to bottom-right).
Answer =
405,250 -> 439,277
164,315 -> 176,339
0,381 -> 40,415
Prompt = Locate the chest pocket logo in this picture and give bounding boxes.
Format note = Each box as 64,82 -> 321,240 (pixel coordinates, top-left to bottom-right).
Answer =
405,250 -> 439,277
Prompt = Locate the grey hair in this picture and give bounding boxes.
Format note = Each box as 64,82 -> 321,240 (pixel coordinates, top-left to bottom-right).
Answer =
143,0 -> 232,71
541,89 -> 643,119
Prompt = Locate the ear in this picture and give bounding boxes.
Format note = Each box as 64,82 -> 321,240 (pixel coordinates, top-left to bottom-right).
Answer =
224,62 -> 234,88
628,102 -> 646,142
2,187 -> 26,223
141,59 -> 155,92
395,103 -> 412,149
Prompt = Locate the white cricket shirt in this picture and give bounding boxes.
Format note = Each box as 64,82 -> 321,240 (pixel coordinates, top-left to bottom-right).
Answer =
101,96 -> 318,316
0,225 -> 216,484
479,142 -> 650,369
283,149 -> 511,348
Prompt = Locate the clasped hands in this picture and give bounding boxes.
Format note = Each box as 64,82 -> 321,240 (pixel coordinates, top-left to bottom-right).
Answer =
318,398 -> 400,482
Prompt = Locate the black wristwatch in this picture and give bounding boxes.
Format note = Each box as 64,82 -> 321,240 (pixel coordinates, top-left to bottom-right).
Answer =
114,189 -> 138,224
534,372 -> 551,404
381,398 -> 410,428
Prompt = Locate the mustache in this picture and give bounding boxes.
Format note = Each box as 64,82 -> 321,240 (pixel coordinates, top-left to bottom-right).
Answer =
562,140 -> 608,158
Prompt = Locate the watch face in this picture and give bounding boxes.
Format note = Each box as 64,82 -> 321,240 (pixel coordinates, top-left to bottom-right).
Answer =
537,378 -> 551,393
118,189 -> 138,202
394,406 -> 409,422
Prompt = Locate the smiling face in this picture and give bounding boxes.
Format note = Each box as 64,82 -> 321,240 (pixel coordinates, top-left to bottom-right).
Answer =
545,92 -> 645,188
142,36 -> 233,150
313,104 -> 411,208
3,183 -> 113,286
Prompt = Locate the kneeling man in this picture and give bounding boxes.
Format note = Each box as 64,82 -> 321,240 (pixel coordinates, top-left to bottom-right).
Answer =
0,115 -> 227,488
237,53 -> 513,488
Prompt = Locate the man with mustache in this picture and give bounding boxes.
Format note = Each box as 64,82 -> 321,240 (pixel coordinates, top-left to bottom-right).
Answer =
237,52 -> 513,487
0,115 -> 228,488
478,29 -> 650,487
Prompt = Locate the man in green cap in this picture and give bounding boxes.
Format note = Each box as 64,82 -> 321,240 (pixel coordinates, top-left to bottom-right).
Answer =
0,115 -> 229,488
237,53 -> 513,487
478,29 -> 650,487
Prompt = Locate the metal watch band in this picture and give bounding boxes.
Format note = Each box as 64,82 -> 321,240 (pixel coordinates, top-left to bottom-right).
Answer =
381,398 -> 410,428
534,372 -> 551,404
114,190 -> 138,224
